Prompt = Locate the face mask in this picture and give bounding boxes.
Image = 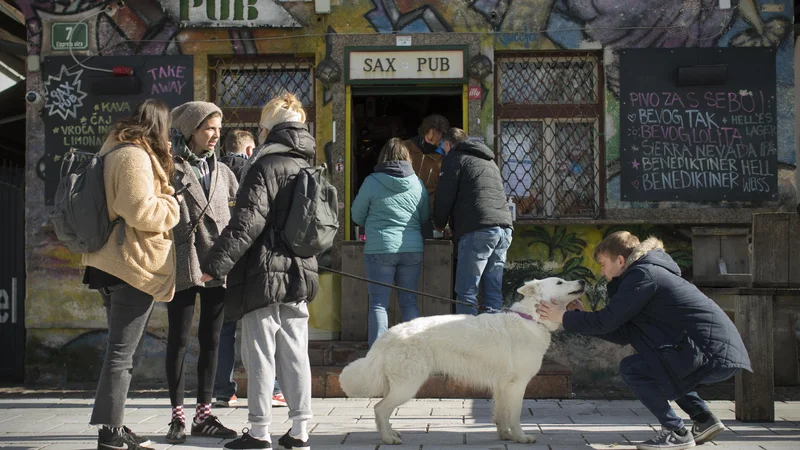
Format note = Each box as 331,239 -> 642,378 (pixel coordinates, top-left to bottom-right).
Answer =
422,141 -> 439,153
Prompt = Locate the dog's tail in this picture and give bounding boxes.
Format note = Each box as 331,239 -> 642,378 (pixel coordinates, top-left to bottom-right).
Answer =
339,351 -> 387,398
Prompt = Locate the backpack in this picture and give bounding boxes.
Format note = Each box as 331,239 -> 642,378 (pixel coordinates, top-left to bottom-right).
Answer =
49,145 -> 128,254
278,163 -> 339,258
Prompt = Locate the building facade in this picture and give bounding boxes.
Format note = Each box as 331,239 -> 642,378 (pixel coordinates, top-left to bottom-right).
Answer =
17,0 -> 796,386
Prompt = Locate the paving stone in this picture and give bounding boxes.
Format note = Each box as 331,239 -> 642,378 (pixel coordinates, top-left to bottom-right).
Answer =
0,396 -> 797,448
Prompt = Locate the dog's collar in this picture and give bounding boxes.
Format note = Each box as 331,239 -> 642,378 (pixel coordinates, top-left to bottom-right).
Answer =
502,307 -> 535,322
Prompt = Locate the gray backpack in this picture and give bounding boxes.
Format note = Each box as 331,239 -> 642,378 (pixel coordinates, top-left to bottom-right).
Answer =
49,145 -> 128,254
279,164 -> 339,258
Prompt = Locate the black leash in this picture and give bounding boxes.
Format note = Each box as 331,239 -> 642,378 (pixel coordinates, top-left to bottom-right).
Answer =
319,266 -> 497,312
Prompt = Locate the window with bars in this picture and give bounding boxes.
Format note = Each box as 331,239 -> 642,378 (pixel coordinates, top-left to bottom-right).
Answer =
209,57 -> 316,154
495,53 -> 603,219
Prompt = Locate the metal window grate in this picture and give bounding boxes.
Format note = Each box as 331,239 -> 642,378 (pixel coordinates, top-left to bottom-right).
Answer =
209,57 -> 316,153
495,52 -> 604,219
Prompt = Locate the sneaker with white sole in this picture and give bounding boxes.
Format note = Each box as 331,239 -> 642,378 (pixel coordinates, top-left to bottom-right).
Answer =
97,426 -> 147,450
224,429 -> 272,449
692,414 -> 725,444
191,414 -> 238,439
215,394 -> 238,408
637,428 -> 695,450
277,430 -> 310,450
272,392 -> 288,407
122,426 -> 151,447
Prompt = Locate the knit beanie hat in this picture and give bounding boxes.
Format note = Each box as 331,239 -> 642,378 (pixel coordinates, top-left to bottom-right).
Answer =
260,106 -> 303,131
170,101 -> 223,140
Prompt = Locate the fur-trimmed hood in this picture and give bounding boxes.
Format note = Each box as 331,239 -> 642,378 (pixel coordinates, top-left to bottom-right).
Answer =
623,236 -> 680,276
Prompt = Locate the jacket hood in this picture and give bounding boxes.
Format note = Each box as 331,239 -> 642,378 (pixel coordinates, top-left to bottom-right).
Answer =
624,237 -> 681,276
260,121 -> 316,161
375,160 -> 415,177
372,161 -> 419,193
453,140 -> 494,161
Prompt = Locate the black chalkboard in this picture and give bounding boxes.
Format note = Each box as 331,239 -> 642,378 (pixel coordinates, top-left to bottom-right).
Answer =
41,55 -> 194,204
620,48 -> 777,202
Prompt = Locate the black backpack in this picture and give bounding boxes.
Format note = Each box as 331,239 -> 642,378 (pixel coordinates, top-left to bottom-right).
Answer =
278,163 -> 339,258
49,145 -> 128,254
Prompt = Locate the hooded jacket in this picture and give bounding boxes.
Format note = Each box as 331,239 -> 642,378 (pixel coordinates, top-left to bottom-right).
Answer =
219,153 -> 249,182
201,122 -> 318,321
404,135 -> 444,214
351,160 -> 430,255
563,238 -> 752,398
432,140 -> 513,241
83,137 -> 180,302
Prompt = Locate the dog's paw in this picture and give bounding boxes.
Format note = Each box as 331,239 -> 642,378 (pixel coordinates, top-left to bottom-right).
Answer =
497,428 -> 513,440
381,430 -> 402,445
513,434 -> 537,444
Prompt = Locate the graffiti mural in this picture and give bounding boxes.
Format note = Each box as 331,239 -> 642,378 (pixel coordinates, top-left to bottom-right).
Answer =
503,225 -> 693,311
19,0 -> 795,385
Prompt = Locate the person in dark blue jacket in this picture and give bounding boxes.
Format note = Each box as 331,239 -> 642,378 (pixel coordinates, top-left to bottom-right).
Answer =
538,231 -> 751,450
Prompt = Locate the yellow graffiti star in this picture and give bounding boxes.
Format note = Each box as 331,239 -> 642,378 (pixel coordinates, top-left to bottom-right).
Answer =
80,117 -> 87,124
53,127 -> 59,134
94,104 -> 99,111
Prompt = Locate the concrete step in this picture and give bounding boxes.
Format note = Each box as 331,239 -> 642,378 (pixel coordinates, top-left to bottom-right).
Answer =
234,357 -> 573,399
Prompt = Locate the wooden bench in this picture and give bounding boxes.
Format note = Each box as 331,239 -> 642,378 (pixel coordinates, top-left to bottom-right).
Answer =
703,288 -> 800,423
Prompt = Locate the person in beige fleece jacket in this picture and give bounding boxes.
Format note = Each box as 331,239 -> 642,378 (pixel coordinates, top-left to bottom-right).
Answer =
83,99 -> 180,450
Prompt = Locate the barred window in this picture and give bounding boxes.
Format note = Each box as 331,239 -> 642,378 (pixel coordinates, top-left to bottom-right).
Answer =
209,57 -> 315,154
496,53 -> 603,219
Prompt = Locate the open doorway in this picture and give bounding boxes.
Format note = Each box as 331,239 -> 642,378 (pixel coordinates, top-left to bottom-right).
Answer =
349,87 -> 463,238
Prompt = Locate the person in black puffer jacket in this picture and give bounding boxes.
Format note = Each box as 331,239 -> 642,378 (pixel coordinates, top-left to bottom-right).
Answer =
219,129 -> 255,182
200,93 -> 316,450
434,128 -> 513,316
538,232 -> 752,450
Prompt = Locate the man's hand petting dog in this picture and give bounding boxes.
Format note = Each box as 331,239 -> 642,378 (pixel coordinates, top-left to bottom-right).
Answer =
536,299 -> 582,324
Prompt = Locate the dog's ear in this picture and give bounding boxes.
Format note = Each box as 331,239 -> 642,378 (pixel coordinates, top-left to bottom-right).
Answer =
516,281 -> 540,297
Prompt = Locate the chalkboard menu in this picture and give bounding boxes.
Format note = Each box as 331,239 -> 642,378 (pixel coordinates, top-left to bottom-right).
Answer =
41,56 -> 194,204
620,48 -> 777,202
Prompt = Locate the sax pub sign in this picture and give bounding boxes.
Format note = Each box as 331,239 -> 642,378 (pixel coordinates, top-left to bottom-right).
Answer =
160,0 -> 300,28
346,47 -> 468,85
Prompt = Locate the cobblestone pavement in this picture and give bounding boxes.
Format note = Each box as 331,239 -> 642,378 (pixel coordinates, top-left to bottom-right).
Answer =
0,390 -> 798,450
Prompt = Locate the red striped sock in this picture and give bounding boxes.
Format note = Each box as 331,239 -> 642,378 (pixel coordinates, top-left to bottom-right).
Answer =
195,403 -> 211,424
172,405 -> 185,424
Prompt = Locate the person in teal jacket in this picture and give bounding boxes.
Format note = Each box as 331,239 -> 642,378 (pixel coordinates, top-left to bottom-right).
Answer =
352,138 -> 431,347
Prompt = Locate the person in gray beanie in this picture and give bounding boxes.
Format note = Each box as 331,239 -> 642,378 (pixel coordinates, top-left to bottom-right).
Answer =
164,101 -> 239,444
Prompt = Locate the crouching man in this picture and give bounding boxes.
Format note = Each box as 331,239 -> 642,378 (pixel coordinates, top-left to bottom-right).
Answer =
538,231 -> 752,450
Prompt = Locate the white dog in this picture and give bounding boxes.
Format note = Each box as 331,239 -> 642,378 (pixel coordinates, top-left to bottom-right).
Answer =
339,277 -> 586,445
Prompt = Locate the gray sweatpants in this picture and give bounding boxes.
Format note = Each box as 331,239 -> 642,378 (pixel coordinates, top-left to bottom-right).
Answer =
241,302 -> 313,426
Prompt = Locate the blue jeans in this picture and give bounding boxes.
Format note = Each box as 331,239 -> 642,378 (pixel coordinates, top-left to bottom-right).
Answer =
213,320 -> 238,400
214,320 -> 282,399
620,354 -> 739,430
364,252 -> 424,347
455,227 -> 513,315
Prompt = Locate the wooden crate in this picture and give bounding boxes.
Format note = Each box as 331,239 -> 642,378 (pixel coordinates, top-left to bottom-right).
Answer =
691,227 -> 751,287
340,240 -> 454,342
752,213 -> 800,288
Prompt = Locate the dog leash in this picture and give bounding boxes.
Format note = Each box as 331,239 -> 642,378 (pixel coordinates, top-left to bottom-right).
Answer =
319,266 -> 499,312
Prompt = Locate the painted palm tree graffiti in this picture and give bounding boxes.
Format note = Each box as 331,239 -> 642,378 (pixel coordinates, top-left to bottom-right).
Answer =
521,226 -> 586,261
503,225 -> 693,310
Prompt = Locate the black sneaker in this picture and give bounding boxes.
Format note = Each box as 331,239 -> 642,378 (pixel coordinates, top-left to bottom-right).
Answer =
278,429 -> 310,450
122,426 -> 152,447
191,415 -> 238,439
165,419 -> 186,444
637,428 -> 695,450
97,426 -> 146,450
692,413 -> 725,444
224,429 -> 271,449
